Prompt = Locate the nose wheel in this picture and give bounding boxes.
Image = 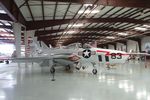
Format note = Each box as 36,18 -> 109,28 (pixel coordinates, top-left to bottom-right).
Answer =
91,62 -> 97,75
92,69 -> 97,75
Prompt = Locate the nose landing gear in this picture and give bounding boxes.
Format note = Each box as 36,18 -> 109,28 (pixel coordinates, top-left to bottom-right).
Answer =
91,62 -> 98,75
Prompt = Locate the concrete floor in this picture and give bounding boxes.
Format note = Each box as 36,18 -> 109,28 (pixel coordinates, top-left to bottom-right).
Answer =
0,61 -> 150,100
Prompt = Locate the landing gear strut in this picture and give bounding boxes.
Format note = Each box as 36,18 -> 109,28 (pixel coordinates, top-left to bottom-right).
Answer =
75,62 -> 81,70
50,66 -> 55,81
106,63 -> 110,70
50,67 -> 55,74
91,62 -> 97,75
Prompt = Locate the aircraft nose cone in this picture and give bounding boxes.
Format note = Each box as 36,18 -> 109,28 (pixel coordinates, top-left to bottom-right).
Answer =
68,54 -> 80,61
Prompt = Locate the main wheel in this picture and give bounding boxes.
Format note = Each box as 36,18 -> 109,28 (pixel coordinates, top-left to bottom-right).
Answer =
6,60 -> 9,64
66,65 -> 71,71
50,67 -> 55,74
92,69 -> 97,75
82,66 -> 85,70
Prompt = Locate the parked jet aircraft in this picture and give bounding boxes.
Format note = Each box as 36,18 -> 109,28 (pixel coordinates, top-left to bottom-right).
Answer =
14,41 -> 150,75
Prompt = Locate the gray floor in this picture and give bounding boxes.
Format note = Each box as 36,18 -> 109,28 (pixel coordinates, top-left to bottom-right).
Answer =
0,61 -> 150,100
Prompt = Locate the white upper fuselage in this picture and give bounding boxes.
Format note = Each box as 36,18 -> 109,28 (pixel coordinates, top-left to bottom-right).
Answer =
77,47 -> 129,65
32,43 -> 129,65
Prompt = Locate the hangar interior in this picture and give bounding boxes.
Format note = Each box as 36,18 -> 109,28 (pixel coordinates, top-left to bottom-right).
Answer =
0,0 -> 150,100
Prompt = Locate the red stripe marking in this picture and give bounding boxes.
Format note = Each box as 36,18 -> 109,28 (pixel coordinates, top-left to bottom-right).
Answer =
96,50 -> 110,56
96,50 -> 129,56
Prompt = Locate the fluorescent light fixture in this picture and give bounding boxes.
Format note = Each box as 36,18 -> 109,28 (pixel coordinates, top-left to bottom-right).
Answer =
10,37 -> 15,39
4,22 -> 11,26
0,10 -> 6,14
143,24 -> 150,28
134,27 -> 147,31
78,10 -> 99,14
0,36 -> 14,40
0,28 -> 7,32
65,30 -> 76,34
106,36 -> 115,39
0,34 -> 14,37
83,4 -> 93,7
8,30 -> 13,33
83,4 -> 97,8
9,34 -> 14,36
118,32 -> 128,36
7,37 -> 15,40
68,24 -> 83,27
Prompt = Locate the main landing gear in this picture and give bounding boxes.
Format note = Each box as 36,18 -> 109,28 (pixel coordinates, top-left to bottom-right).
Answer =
65,65 -> 71,71
50,67 -> 55,74
92,69 -> 97,75
5,60 -> 9,64
50,66 -> 55,81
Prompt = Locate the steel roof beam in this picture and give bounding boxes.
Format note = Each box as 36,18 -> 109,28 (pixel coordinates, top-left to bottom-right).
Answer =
37,33 -> 108,39
0,14 -> 12,21
31,0 -> 150,8
26,18 -> 149,30
0,25 -> 12,29
0,0 -> 26,25
35,27 -> 128,36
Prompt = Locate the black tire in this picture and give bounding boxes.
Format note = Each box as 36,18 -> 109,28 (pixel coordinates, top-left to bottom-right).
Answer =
75,67 -> 80,70
66,65 -> 71,71
6,60 -> 9,64
82,66 -> 85,70
92,69 -> 97,75
50,67 -> 55,74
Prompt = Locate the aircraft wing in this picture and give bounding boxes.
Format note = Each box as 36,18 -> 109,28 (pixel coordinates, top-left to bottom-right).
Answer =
127,53 -> 150,56
13,54 -> 80,63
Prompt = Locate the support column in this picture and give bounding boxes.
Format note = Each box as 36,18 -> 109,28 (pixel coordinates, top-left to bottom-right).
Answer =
13,23 -> 21,58
105,45 -> 109,49
24,30 -> 28,57
39,41 -> 42,47
26,30 -> 35,56
137,39 -> 142,52
126,41 -> 128,52
124,41 -> 127,52
114,43 -> 117,50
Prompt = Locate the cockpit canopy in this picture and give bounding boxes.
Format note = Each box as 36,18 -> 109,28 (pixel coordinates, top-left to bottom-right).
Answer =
65,43 -> 82,49
82,43 -> 92,49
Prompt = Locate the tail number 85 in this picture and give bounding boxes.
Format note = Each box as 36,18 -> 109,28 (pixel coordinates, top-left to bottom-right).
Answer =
111,53 -> 122,59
